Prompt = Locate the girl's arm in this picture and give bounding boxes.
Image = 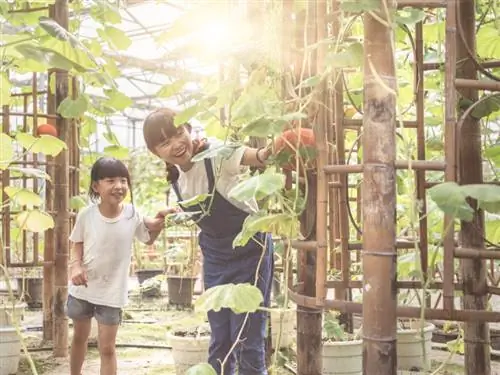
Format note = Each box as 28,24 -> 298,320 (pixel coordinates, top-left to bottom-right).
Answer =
143,217 -> 164,245
241,146 -> 272,167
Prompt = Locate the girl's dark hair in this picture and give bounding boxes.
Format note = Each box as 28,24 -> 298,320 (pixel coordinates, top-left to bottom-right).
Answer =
89,157 -> 133,204
143,108 -> 209,183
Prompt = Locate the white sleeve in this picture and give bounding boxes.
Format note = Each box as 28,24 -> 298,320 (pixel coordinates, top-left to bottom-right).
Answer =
69,209 -> 85,243
134,210 -> 151,244
217,145 -> 248,176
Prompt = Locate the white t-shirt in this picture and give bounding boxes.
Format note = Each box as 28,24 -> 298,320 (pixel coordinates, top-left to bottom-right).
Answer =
68,204 -> 151,308
176,143 -> 258,214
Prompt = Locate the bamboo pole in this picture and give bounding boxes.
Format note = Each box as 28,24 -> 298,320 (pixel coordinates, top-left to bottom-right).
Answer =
52,0 -> 70,358
456,0 -> 491,373
361,1 -> 398,374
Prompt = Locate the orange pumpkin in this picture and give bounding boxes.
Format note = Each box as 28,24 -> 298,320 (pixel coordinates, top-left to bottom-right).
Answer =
274,128 -> 316,173
36,123 -> 58,137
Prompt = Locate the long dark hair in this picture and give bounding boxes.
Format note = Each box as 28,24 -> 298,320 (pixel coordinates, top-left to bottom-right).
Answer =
143,108 -> 209,183
89,157 -> 134,208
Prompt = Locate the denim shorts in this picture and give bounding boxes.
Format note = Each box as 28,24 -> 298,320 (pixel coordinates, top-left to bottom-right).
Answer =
66,294 -> 122,326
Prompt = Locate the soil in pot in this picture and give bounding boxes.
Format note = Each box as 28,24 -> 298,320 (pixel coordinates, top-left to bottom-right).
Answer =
167,276 -> 197,308
168,327 -> 211,375
16,278 -> 43,308
136,269 -> 163,285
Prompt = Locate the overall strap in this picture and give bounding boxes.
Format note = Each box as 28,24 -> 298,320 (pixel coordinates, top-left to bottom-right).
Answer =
172,181 -> 183,202
203,158 -> 216,192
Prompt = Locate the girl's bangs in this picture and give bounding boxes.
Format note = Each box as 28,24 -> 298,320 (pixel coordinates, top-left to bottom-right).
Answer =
93,159 -> 130,180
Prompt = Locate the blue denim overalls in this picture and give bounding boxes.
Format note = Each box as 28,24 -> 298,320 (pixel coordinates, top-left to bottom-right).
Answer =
172,157 -> 274,375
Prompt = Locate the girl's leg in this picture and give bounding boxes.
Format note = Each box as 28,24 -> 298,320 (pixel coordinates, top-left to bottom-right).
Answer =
70,318 -> 92,375
67,295 -> 94,375
95,306 -> 122,375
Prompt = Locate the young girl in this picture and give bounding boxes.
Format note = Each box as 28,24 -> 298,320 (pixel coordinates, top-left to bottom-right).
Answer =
143,108 -> 279,375
67,157 -> 172,375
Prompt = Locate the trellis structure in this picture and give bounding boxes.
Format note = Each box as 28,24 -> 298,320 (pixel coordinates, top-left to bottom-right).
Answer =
284,1 -> 500,375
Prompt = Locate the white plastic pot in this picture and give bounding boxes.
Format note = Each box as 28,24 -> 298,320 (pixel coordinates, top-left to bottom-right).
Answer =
322,339 -> 363,375
0,302 -> 26,327
167,332 -> 210,375
397,322 -> 435,371
0,326 -> 23,375
270,308 -> 295,348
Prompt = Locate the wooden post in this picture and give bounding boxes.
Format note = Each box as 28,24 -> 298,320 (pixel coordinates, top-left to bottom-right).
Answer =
52,0 -> 70,358
361,1 -> 398,374
457,0 -> 491,373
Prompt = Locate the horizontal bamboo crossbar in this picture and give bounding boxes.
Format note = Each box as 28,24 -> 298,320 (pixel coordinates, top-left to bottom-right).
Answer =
289,285 -> 500,322
455,247 -> 500,260
455,78 -> 500,92
0,112 -> 58,119
324,160 -> 446,174
343,119 -> 418,128
424,60 -> 500,71
396,0 -> 446,8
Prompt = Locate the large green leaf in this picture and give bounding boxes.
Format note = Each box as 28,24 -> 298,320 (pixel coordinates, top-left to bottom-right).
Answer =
485,144 -> 500,167
194,283 -> 264,314
326,43 -> 364,69
16,133 -> 67,156
57,95 -> 89,118
186,363 -> 217,375
4,186 -> 43,207
191,143 -> 240,163
428,182 -> 474,221
174,103 -> 204,126
103,145 -> 129,159
0,133 -> 14,170
229,171 -> 285,202
234,213 -> 299,247
16,209 -> 54,233
103,89 -> 133,111
89,1 -> 122,25
395,8 -> 426,26
157,80 -> 186,98
461,184 -> 500,214
97,26 -> 132,51
8,167 -> 51,181
340,0 -> 379,12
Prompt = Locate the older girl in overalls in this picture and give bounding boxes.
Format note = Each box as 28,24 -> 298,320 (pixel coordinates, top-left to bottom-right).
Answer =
143,108 -> 277,375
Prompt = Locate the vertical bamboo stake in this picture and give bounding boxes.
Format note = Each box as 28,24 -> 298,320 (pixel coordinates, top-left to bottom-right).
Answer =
1,106 -> 11,267
32,74 -> 40,265
457,0 -> 491,373
443,0 -> 457,314
52,0 -> 70,357
43,71 -> 55,342
362,1 -> 397,374
315,0 -> 328,307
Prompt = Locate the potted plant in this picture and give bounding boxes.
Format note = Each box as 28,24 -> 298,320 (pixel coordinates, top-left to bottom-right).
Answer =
164,238 -> 199,308
396,319 -> 435,372
269,293 -> 295,349
322,311 -> 362,375
0,266 -> 26,375
133,243 -> 165,285
166,323 -> 211,375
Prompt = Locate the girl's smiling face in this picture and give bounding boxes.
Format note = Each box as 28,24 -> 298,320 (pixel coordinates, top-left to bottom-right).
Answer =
154,126 -> 194,167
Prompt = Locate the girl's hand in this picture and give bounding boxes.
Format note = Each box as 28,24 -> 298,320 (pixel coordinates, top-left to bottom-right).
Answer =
70,262 -> 88,287
155,207 -> 181,218
145,216 -> 165,232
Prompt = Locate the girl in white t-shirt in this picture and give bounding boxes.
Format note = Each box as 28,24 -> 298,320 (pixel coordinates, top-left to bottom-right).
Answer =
67,157 -> 172,375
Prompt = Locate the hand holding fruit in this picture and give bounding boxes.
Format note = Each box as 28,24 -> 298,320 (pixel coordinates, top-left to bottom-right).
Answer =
273,128 -> 316,173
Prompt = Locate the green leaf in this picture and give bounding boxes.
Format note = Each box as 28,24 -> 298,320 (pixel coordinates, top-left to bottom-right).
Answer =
57,95 -> 89,118
70,196 -> 87,210
4,186 -> 43,207
485,220 -> 500,245
0,72 -> 12,106
395,8 -> 426,25
470,95 -> 500,120
229,171 -> 285,202
194,283 -> 264,314
191,143 -> 240,163
104,145 -> 129,159
428,182 -> 474,221
485,144 -> 500,167
103,89 -> 133,111
38,16 -> 80,47
0,133 -> 14,170
326,43 -> 364,69
97,26 -> 132,50
16,209 -> 54,233
174,104 -> 204,126
89,2 -> 122,25
16,132 -> 67,156
8,167 -> 51,181
297,75 -> 321,89
461,184 -> 500,214
234,213 -> 299,247
186,363 -> 217,375
179,194 -> 212,208
157,80 -> 186,98
240,117 -> 286,137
